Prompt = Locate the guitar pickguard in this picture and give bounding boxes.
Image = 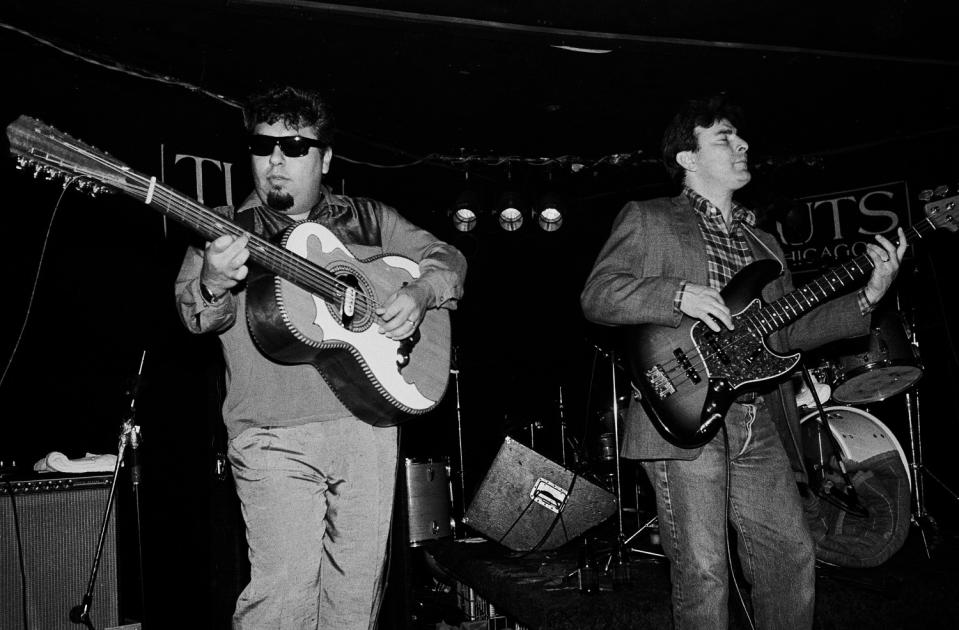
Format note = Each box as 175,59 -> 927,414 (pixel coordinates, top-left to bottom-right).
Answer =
692,299 -> 799,390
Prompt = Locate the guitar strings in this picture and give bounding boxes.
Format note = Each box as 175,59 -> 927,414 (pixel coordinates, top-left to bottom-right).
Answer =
54,138 -> 379,316
649,254 -> 898,392
654,277 -> 856,391
120,171 -> 383,319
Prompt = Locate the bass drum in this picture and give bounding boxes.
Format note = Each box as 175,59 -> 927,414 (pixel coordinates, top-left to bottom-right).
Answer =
800,405 -> 910,487
831,309 -> 922,405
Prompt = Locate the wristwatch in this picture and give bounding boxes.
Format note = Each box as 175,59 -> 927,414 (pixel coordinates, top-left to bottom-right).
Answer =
199,282 -> 225,305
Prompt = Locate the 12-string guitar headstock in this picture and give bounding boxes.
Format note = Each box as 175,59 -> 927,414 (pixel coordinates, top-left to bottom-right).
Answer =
7,115 -> 117,198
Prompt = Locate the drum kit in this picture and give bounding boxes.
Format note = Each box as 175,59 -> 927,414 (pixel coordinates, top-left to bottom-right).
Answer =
799,305 -> 921,508
794,296 -> 958,558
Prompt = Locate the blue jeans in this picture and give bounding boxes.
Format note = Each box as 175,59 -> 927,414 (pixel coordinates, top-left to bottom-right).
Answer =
642,401 -> 815,630
228,419 -> 398,630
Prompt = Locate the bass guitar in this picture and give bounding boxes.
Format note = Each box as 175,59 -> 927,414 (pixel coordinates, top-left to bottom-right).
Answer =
6,115 -> 450,427
626,199 -> 958,448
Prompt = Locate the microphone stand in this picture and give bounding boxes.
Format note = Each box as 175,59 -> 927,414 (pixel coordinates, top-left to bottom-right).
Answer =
799,358 -> 867,518
600,350 -> 639,587
71,351 -> 147,629
900,284 -> 957,558
451,345 -> 468,537
587,341 -> 663,576
558,386 -> 567,468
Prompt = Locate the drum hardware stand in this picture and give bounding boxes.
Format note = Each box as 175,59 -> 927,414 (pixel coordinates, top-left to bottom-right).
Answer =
900,295 -> 957,558
450,345 -> 469,537
799,358 -> 868,518
558,385 -> 568,467
598,349 -> 666,583
72,351 -> 147,629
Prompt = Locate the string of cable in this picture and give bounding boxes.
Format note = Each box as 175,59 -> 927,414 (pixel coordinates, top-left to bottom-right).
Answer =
1,20 -> 652,174
0,22 -> 243,110
0,176 -> 77,391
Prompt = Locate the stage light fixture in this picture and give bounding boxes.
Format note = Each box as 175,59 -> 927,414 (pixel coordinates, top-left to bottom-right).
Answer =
537,207 -> 562,231
534,191 -> 564,232
452,207 -> 478,232
451,189 -> 480,232
496,192 -> 525,231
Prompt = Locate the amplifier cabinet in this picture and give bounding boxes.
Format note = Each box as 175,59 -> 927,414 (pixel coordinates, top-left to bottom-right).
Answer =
464,438 -> 617,551
405,457 -> 454,546
1,473 -> 120,630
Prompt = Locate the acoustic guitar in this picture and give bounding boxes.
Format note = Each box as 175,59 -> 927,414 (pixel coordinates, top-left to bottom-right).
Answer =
6,115 -> 451,427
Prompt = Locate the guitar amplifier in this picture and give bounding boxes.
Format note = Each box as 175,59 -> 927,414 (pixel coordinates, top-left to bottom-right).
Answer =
463,437 -> 616,551
0,473 -> 121,630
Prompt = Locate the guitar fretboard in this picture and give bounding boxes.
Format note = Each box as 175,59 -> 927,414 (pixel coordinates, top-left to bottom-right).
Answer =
741,218 -> 934,336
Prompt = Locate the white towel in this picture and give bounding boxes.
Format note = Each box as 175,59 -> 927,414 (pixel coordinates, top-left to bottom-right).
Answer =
33,451 -> 118,474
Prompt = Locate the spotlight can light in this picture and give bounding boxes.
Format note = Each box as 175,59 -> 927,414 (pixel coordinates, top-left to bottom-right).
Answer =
537,206 -> 563,232
452,207 -> 477,232
498,206 -> 524,231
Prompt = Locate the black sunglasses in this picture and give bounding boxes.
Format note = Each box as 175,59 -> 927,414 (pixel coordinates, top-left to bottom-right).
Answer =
248,135 -> 325,158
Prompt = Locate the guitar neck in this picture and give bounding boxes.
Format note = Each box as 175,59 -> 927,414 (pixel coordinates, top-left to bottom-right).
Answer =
6,115 -> 349,305
114,167 -> 345,305
748,219 -> 933,334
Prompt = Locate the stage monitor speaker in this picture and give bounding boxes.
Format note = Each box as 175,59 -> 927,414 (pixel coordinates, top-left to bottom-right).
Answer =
463,437 -> 616,551
1,473 -> 121,630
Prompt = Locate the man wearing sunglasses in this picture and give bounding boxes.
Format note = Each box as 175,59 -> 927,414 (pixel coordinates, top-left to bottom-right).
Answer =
175,85 -> 466,629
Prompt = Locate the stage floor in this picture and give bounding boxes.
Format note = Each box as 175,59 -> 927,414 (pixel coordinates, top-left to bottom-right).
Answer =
407,514 -> 959,630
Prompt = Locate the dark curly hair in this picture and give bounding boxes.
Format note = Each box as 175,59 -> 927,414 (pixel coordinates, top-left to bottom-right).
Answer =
661,94 -> 745,183
242,85 -> 335,148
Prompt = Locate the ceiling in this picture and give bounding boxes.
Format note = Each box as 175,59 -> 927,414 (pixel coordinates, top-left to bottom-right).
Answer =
4,0 -> 959,172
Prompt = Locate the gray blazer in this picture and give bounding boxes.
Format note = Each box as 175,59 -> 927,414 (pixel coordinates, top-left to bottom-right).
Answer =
581,195 -> 872,462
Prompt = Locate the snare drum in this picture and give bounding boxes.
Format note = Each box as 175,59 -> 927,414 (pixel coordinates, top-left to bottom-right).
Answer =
831,309 -> 922,405
800,406 -> 910,486
404,457 -> 454,546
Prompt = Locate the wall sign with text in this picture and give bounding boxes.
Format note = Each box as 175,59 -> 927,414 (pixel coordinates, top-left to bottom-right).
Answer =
770,181 -> 911,277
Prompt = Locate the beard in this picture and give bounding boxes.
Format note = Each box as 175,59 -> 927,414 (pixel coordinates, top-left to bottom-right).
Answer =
265,189 -> 295,212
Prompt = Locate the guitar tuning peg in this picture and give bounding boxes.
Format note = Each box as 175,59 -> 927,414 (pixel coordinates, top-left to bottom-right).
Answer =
933,185 -> 950,199
917,189 -> 934,202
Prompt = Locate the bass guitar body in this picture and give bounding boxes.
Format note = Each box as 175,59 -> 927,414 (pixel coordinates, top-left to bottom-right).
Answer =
625,259 -> 799,448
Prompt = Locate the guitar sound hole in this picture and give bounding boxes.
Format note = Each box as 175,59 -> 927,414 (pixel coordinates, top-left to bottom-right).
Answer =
326,263 -> 376,332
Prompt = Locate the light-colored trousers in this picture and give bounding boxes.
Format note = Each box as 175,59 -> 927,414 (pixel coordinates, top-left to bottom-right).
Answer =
228,419 -> 398,630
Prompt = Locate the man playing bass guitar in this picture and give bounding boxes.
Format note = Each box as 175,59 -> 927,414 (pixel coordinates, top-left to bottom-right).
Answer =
580,95 -> 904,629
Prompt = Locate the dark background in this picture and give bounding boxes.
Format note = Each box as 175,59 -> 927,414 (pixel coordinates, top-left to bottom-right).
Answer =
2,2 -> 959,627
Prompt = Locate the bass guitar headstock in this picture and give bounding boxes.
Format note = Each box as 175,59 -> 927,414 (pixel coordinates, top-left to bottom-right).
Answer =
919,186 -> 959,233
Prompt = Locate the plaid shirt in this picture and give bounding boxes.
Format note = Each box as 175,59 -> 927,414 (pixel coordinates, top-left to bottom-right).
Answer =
673,187 -> 874,314
685,187 -> 756,289
673,188 -> 755,311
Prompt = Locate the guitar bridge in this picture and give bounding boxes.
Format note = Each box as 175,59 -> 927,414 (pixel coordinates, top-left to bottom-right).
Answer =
645,365 -> 676,400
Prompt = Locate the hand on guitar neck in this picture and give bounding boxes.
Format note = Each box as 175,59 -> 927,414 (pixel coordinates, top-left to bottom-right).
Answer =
861,228 -> 908,306
679,227 -> 906,335
201,234 -> 251,299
